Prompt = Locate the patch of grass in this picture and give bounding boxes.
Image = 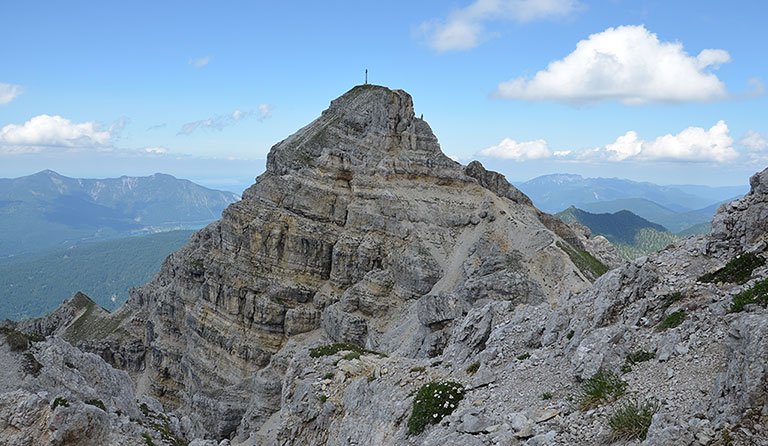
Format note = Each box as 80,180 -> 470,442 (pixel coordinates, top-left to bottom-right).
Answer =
410,366 -> 426,373
557,241 -> 609,282
309,343 -> 386,358
323,372 -> 334,380
342,352 -> 360,361
566,330 -> 575,340
1,327 -> 32,351
443,363 -> 452,369
85,399 -> 106,411
516,352 -> 531,360
407,382 -> 465,436
465,362 -> 480,375
22,353 -> 43,376
140,402 -> 152,417
51,397 -> 69,409
626,350 -> 655,365
698,252 -> 765,285
64,303 -> 129,344
660,292 -> 683,311
729,277 -> 768,313
542,393 -> 553,400
367,374 -> 375,383
577,369 -> 627,410
607,400 -> 659,441
430,361 -> 443,367
621,350 -> 654,374
142,432 -> 157,446
320,395 -> 328,403
657,311 -> 685,331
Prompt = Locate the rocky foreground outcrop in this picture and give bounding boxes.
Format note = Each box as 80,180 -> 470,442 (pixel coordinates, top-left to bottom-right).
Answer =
2,85 -> 768,446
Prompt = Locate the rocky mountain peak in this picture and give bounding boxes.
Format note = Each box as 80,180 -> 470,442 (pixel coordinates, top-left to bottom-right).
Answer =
265,84 -> 452,177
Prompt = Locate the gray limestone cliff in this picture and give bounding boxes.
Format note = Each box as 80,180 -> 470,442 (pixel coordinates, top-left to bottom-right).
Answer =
119,85 -> 594,439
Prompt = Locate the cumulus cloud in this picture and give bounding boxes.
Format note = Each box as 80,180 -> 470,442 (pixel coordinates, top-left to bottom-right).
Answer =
189,56 -> 211,68
581,121 -> 737,162
0,115 -> 113,153
479,138 -> 552,161
421,0 -> 580,52
495,25 -> 731,105
0,83 -> 24,105
742,131 -> 768,152
479,121 -> 737,164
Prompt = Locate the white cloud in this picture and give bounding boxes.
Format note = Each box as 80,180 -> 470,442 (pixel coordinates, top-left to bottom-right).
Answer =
257,103 -> 274,121
495,25 -> 730,105
639,121 -> 735,162
480,121 -> 737,164
0,83 -> 24,105
0,115 -> 112,153
479,138 -> 552,161
421,0 -> 580,52
741,131 -> 768,152
143,147 -> 168,154
189,56 -> 211,68
178,106 -> 272,135
584,121 -> 737,163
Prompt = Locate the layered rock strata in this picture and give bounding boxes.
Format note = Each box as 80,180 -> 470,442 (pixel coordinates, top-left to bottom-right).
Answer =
119,85 -> 594,438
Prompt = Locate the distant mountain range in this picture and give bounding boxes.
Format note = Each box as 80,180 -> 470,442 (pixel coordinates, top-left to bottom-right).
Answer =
577,198 -> 721,233
556,206 -> 695,260
517,173 -> 746,214
0,170 -> 239,258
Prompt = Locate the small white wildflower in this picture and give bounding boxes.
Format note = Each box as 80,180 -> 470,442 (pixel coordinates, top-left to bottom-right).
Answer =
451,404 -> 455,408
433,413 -> 438,418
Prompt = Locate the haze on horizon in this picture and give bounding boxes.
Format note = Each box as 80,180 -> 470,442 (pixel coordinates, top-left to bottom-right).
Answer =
1,1 -> 767,194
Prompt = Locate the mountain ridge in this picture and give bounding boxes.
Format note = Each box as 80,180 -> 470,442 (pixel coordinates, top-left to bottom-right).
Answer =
517,173 -> 747,214
0,170 -> 239,258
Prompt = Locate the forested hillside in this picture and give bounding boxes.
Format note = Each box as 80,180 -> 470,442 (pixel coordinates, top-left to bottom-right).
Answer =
0,230 -> 194,321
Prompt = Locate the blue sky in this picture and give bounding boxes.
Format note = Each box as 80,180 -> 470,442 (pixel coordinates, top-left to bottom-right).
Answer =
1,0 -> 767,193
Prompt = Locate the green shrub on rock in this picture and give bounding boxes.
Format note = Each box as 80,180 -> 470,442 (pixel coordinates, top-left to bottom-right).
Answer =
608,399 -> 659,441
657,311 -> 685,331
729,277 -> 768,312
698,252 -> 765,285
309,343 -> 386,358
407,382 -> 465,435
51,397 -> 69,409
577,369 -> 626,410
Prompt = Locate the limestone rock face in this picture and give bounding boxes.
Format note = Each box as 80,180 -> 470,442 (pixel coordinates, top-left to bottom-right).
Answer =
0,335 -> 152,446
115,85 -> 593,438
569,221 -> 623,269
711,167 -> 768,252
